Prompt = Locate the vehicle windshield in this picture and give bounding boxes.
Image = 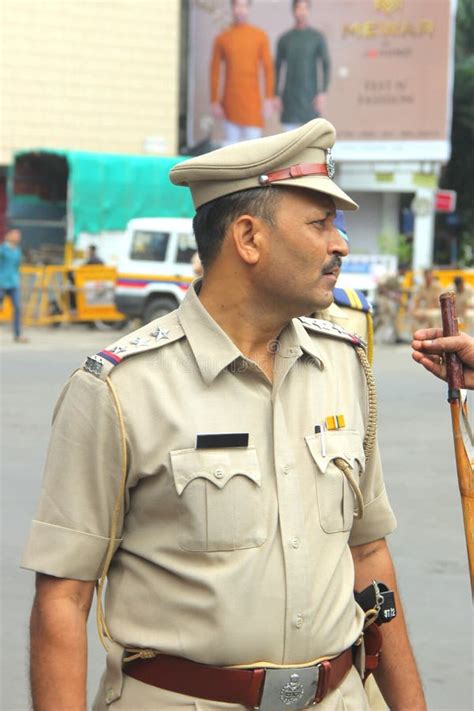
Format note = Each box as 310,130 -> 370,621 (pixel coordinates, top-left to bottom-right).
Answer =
130,230 -> 169,261
176,232 -> 197,264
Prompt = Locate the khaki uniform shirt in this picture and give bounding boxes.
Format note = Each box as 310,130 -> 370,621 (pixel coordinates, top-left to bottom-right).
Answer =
22,284 -> 396,668
320,301 -> 370,345
413,282 -> 443,310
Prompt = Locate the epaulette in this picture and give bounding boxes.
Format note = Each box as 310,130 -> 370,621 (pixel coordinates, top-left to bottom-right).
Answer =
299,316 -> 367,350
333,287 -> 372,314
82,311 -> 184,381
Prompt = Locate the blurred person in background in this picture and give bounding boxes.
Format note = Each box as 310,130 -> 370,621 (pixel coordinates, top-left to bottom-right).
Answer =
65,245 -> 104,313
275,0 -> 331,130
84,244 -> 104,265
0,228 -> 28,343
374,272 -> 406,345
453,275 -> 474,333
210,0 -> 274,145
410,268 -> 443,330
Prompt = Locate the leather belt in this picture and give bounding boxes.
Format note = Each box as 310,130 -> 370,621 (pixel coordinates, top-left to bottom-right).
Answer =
123,648 -> 354,710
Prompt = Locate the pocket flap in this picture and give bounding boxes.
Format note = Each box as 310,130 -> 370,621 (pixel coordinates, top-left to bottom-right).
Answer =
305,430 -> 365,473
170,446 -> 261,495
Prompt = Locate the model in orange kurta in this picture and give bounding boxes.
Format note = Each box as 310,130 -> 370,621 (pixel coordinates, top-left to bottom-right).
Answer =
210,22 -> 274,128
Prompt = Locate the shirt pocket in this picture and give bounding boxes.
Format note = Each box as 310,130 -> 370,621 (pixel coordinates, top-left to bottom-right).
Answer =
305,431 -> 365,534
169,446 -> 267,552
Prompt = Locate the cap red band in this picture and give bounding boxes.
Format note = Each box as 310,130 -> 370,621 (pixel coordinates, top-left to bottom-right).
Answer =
258,162 -> 328,185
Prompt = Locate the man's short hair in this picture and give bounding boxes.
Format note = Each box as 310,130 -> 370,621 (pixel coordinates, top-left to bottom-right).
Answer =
293,0 -> 310,10
193,188 -> 281,269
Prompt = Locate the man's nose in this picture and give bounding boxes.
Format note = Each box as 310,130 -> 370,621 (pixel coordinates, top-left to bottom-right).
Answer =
329,226 -> 350,257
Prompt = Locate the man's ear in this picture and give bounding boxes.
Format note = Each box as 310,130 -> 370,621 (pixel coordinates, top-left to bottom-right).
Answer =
230,214 -> 267,266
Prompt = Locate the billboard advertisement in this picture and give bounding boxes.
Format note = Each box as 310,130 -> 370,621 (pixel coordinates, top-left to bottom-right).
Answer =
187,0 -> 455,161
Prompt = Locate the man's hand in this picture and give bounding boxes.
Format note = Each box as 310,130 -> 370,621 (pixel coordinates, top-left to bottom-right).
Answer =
273,96 -> 283,114
211,102 -> 225,120
351,539 -> 427,711
30,574 -> 95,711
412,328 -> 474,389
313,92 -> 327,115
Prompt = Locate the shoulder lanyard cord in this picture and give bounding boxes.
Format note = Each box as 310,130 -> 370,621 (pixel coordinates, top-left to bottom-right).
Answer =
334,345 -> 377,520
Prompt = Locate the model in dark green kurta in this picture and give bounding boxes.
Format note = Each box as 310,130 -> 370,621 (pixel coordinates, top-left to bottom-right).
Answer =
275,27 -> 330,125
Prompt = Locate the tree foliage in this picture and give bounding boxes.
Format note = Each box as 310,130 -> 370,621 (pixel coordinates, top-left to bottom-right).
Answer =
440,0 -> 474,261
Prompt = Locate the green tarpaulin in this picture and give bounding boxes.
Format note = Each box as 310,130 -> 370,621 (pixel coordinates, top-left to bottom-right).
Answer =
12,149 -> 195,239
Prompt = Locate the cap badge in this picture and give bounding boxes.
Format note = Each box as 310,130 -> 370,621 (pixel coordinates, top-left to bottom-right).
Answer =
326,149 -> 335,179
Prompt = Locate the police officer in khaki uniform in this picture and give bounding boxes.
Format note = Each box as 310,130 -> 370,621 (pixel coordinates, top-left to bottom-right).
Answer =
411,268 -> 443,330
22,119 -> 426,711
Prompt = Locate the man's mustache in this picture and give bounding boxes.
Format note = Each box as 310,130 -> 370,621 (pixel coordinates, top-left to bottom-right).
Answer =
322,256 -> 343,275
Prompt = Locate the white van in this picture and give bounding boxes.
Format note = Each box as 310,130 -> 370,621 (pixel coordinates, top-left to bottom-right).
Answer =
114,217 -> 196,323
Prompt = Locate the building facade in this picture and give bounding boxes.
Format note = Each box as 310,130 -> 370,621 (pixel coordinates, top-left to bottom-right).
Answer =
0,0 -> 457,276
0,0 -> 182,164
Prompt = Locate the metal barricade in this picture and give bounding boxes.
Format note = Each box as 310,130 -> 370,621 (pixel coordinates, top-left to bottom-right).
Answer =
0,265 -> 125,327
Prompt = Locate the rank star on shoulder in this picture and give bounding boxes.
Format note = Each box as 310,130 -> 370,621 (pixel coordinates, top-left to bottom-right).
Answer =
149,328 -> 170,341
129,337 -> 150,348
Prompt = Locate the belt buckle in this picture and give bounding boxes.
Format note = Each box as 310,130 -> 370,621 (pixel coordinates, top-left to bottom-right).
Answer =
255,664 -> 320,711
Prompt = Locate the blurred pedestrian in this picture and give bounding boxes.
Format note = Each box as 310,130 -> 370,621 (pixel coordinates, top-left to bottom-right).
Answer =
0,228 -> 28,342
452,276 -> 474,332
374,272 -> 405,344
275,0 -> 331,130
411,268 -> 443,330
84,244 -> 104,265
210,0 -> 274,144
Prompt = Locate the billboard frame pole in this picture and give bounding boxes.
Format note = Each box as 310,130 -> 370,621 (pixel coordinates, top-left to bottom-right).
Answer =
412,187 -> 437,272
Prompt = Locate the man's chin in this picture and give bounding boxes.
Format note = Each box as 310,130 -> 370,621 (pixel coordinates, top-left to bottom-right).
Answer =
298,291 -> 334,319
313,290 -> 335,312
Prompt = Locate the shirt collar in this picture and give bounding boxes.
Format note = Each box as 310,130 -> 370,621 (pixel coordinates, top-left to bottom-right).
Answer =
178,282 -> 324,384
178,281 -> 243,385
291,318 -> 325,369
321,301 -> 347,320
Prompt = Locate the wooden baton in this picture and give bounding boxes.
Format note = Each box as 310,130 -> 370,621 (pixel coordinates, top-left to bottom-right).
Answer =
439,292 -> 474,596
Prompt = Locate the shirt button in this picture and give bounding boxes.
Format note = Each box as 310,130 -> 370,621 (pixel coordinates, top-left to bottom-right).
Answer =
214,468 -> 224,479
295,614 -> 304,628
291,537 -> 300,549
283,465 -> 291,475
